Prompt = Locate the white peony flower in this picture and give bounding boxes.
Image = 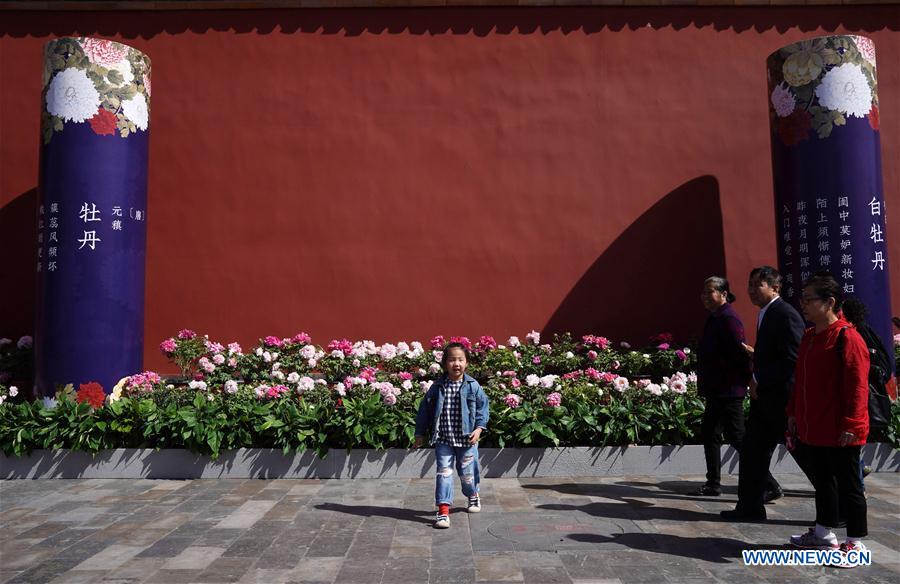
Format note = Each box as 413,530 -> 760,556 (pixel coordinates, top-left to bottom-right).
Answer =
188,380 -> 207,391
613,377 -> 629,392
539,375 -> 559,389
771,84 -> 796,117
508,336 -> 521,347
402,380 -> 413,391
670,380 -> 687,394
526,330 -> 540,345
46,68 -> 100,123
122,92 -> 149,130
8,386 -> 18,397
428,363 -> 441,374
421,380 -> 434,392
378,343 -> 397,360
330,350 -> 344,359
297,377 -> 315,393
815,63 -> 873,118
287,372 -> 301,384
525,374 -> 541,387
565,351 -> 575,359
224,380 -> 239,394
647,383 -> 663,396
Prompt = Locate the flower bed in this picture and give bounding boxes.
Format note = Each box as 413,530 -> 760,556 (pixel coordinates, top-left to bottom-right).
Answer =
1,331 -> 897,458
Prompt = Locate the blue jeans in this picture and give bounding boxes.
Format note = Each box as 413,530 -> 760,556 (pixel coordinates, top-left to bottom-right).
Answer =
434,442 -> 480,506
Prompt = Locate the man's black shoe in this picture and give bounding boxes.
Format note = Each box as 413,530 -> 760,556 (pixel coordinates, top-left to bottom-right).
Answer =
764,488 -> 784,503
720,507 -> 767,521
689,485 -> 721,496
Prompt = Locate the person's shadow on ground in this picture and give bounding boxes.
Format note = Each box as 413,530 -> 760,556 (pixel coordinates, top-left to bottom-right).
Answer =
314,502 -> 434,525
566,532 -> 786,563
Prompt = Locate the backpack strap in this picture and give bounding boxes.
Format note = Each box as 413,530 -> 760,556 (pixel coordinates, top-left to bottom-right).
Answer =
835,325 -> 849,359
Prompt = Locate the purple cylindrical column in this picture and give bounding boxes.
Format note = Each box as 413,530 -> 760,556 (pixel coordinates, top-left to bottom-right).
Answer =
35,38 -> 151,395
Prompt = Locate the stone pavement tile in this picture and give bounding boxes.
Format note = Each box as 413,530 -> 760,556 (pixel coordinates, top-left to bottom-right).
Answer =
70,544 -> 145,570
162,545 -> 226,570
0,547 -> 56,570
106,527 -> 170,547
34,528 -> 98,550
305,534 -> 355,558
15,522 -> 72,540
474,553 -> 523,581
49,569 -> 110,583
558,553 -> 618,580
382,557 -> 430,583
215,500 -> 279,529
134,535 -> 195,558
145,568 -> 205,583
4,557 -> 83,584
293,557 -> 343,583
431,567 -> 477,583
333,559 -> 385,584
222,532 -> 278,558
194,557 -> 254,583
514,551 -> 563,568
238,567 -> 299,583
256,542 -> 309,570
521,566 -> 573,583
101,557 -> 167,581
390,534 -> 431,557
194,527 -> 246,547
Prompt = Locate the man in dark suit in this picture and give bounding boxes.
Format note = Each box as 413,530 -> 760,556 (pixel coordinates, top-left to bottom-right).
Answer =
721,266 -> 806,521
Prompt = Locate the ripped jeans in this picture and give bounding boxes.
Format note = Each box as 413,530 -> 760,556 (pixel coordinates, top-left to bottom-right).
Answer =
434,442 -> 480,506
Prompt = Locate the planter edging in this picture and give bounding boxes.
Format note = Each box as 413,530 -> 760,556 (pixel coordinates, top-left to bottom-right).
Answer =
2,444 -> 897,479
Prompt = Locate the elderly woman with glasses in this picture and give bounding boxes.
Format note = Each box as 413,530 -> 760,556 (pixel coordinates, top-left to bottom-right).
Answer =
786,271 -> 870,568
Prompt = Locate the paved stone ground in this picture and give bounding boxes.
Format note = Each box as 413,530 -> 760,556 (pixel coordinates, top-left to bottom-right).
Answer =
0,473 -> 897,584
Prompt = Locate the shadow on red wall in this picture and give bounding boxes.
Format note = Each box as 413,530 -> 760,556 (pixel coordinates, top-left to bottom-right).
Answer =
0,189 -> 37,339
542,175 -> 726,346
0,7 -> 897,39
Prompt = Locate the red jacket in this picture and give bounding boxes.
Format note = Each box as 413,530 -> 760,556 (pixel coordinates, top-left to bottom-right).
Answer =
786,317 -> 870,447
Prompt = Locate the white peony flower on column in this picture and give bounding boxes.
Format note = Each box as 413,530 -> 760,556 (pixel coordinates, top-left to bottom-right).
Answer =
46,68 -> 101,123
815,63 -> 873,118
122,92 -> 149,130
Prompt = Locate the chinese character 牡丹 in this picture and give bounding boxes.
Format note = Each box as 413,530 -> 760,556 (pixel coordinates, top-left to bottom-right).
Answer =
838,197 -> 849,208
818,240 -> 829,252
841,254 -> 852,265
842,269 -> 854,280
869,197 -> 881,216
800,257 -> 810,268
112,206 -> 123,217
872,251 -> 885,270
49,217 -> 58,229
839,210 -> 849,221
798,215 -> 808,226
77,230 -> 101,250
870,224 -> 884,243
49,232 -> 58,243
80,202 -> 101,222
112,220 -> 122,231
49,247 -> 57,257
843,283 -> 855,294
50,202 -> 59,213
817,226 -> 829,238
797,201 -> 807,212
816,198 -> 827,209
839,225 -> 850,236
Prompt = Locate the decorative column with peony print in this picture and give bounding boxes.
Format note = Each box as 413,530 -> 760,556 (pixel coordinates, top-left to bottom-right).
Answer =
35,38 -> 151,396
767,36 -> 893,359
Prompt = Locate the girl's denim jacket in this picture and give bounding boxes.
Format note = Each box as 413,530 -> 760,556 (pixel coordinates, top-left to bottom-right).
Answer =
415,374 -> 490,446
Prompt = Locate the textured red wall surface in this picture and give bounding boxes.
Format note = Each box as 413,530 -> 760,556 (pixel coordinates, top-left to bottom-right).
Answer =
1,8 -> 898,373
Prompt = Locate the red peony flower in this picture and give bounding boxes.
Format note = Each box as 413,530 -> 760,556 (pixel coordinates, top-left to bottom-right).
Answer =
76,382 -> 106,408
777,109 -> 812,146
88,108 -> 117,136
868,105 -> 879,131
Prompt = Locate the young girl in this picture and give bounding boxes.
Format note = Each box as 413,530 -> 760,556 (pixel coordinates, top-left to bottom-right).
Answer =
414,342 -> 490,528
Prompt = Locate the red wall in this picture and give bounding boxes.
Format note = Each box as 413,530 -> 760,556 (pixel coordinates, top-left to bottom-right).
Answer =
2,8 -> 898,374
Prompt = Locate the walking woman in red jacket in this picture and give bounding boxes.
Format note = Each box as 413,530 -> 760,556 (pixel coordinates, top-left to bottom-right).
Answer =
786,272 -> 870,567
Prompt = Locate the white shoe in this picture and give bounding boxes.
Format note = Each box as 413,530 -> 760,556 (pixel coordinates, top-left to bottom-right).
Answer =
467,496 -> 481,513
830,540 -> 869,569
434,513 -> 450,528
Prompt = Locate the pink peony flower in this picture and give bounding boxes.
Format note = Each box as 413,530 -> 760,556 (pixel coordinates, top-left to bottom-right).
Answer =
532,356 -> 541,364
80,38 -> 127,66
657,343 -> 670,350
587,350 -> 598,360
292,332 -> 312,344
327,339 -> 354,356
525,330 -> 540,345
430,335 -> 446,349
383,392 -> 397,406
398,371 -> 413,381
545,392 -> 562,407
228,342 -> 242,355
212,353 -> 226,365
264,335 -> 283,347
449,336 -> 472,350
504,393 -> 522,408
675,350 -> 687,361
510,378 -> 521,388
177,329 -> 196,340
159,338 -> 177,354
477,336 -> 497,351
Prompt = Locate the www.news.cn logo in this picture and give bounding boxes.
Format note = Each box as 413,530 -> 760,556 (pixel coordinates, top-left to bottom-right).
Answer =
742,549 -> 872,567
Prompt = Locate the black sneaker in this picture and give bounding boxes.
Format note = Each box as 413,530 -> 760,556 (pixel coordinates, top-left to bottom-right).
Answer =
689,484 -> 721,496
764,488 -> 784,503
467,495 -> 481,513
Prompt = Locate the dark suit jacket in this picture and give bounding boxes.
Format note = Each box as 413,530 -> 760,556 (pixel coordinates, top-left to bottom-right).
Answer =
752,297 -> 805,425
